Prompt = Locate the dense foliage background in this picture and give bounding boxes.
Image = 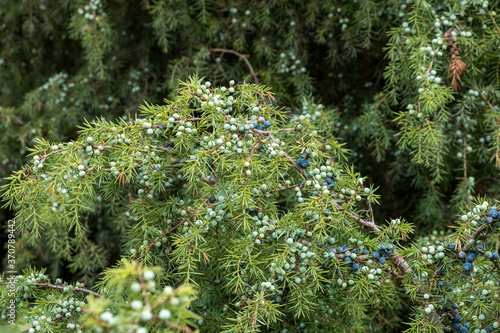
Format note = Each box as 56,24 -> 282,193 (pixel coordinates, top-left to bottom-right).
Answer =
1,0 -> 500,332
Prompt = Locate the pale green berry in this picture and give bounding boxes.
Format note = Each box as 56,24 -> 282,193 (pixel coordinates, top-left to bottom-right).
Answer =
158,309 -> 172,320
143,270 -> 155,281
131,300 -> 143,310
100,311 -> 113,321
141,310 -> 152,321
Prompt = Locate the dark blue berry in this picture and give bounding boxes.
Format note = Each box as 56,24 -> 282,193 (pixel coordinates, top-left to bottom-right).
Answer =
372,251 -> 380,259
209,196 -> 216,203
454,315 -> 462,323
492,252 -> 499,260
263,120 -> 271,128
378,257 -> 386,264
256,125 -> 263,130
452,322 -> 461,331
462,262 -> 472,271
489,208 -> 498,219
158,124 -> 164,129
344,257 -> 352,263
466,253 -> 476,262
352,263 -> 359,270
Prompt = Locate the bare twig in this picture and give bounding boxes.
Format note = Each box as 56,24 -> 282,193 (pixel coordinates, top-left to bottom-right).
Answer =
208,48 -> 259,83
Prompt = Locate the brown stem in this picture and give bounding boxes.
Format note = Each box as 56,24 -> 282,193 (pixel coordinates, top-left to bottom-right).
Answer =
208,48 -> 259,83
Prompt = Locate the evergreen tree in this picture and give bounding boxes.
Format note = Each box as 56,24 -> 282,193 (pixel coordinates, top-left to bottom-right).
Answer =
2,79 -> 500,332
2,0 -> 500,332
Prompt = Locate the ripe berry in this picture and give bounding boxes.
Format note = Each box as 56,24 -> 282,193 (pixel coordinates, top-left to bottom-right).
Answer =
297,158 -> 309,168
462,262 -> 472,271
209,196 -> 216,203
264,120 -> 271,128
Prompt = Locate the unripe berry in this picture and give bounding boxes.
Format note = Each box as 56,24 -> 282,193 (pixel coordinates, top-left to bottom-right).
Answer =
158,309 -> 172,320
143,270 -> 155,281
